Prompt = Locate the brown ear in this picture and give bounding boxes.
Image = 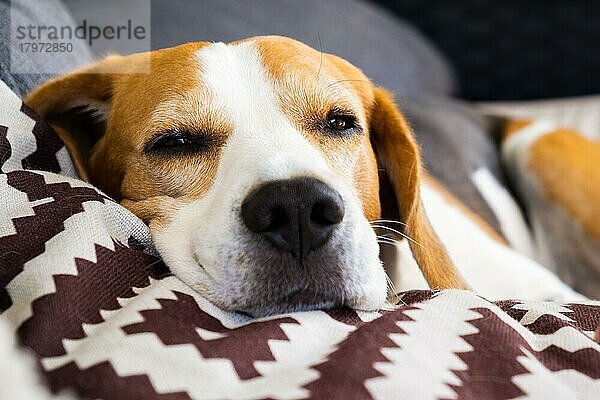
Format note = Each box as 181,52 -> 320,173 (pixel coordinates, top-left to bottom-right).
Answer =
24,55 -> 129,182
370,88 -> 469,290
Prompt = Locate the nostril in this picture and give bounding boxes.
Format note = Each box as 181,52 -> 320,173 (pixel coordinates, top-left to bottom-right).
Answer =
311,200 -> 344,226
265,207 -> 288,232
241,178 -> 345,261
243,203 -> 289,233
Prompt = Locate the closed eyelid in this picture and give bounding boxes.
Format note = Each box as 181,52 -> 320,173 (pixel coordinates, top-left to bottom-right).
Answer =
143,130 -> 225,156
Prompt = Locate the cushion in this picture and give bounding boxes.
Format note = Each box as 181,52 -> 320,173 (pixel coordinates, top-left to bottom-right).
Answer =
1,80 -> 599,399
0,0 -> 94,97
476,95 -> 600,140
500,118 -> 600,298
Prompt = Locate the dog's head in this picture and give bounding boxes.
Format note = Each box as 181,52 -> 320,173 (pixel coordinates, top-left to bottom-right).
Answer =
26,36 -> 466,316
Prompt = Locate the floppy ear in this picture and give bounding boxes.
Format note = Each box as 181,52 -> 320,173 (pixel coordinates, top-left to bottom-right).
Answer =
370,88 -> 469,290
24,55 -> 128,185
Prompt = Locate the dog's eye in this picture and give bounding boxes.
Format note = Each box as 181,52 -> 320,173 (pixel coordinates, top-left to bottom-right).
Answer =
145,131 -> 214,155
325,114 -> 358,133
154,136 -> 195,148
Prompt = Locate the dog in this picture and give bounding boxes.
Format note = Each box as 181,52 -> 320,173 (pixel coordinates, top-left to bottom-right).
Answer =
25,36 -> 584,316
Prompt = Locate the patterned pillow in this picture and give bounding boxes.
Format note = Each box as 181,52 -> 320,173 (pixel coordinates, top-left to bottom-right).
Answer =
0,80 -> 599,399
502,119 -> 600,299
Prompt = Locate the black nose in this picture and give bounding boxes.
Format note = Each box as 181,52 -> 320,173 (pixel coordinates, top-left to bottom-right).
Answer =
241,178 -> 345,263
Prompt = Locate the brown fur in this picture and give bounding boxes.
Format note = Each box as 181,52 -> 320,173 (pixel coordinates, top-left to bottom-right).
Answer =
503,119 -> 533,140
25,42 -> 227,224
529,128 -> 600,244
369,88 -> 468,290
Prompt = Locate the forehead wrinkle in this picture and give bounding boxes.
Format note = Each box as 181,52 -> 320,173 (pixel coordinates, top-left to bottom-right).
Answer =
280,73 -> 362,112
253,46 -> 366,128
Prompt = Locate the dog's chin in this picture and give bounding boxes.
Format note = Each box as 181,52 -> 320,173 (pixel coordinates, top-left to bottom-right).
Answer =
155,222 -> 388,317
236,297 -> 341,318
190,270 -> 387,318
192,277 -> 343,317
228,287 -> 387,318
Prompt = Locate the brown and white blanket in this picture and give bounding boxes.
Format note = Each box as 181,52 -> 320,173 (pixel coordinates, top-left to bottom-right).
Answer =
0,80 -> 599,399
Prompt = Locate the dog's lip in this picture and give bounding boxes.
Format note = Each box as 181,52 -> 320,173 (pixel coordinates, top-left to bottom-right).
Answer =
239,300 -> 339,318
233,285 -> 343,317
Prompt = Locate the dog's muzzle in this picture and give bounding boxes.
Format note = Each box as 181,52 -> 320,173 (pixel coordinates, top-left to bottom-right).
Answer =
241,177 -> 345,264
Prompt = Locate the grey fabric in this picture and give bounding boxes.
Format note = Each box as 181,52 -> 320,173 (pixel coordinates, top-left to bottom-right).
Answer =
401,96 -> 506,234
477,95 -> 600,141
64,0 -> 456,96
0,0 -> 94,97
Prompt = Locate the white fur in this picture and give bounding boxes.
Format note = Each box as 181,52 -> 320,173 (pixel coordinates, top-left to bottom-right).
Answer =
152,41 -> 386,314
501,120 -> 561,271
396,183 -> 584,301
471,167 -> 535,257
390,240 -> 429,292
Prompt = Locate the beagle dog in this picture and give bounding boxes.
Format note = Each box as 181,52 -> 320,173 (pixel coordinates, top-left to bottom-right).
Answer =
25,36 -> 583,316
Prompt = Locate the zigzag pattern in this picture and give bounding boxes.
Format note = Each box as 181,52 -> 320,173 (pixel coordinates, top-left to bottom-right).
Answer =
123,291 -> 299,380
0,79 -> 599,399
18,103 -> 64,173
0,125 -> 11,172
0,82 -> 73,176
305,305 -> 410,400
18,241 -> 167,357
0,171 -> 109,311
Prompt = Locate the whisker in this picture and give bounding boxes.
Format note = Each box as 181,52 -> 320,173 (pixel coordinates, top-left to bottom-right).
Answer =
316,26 -> 323,79
142,258 -> 172,279
384,271 -> 401,306
372,224 -> 407,237
376,234 -> 400,243
370,219 -> 407,227
376,236 -> 400,245
326,78 -> 372,89
372,224 -> 424,248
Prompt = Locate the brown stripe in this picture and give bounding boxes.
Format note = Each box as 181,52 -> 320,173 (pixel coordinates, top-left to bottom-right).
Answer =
47,361 -> 192,400
304,305 -> 416,400
450,308 -> 528,400
565,303 -> 600,332
122,291 -> 298,380
494,300 -> 529,323
20,102 -> 64,173
326,308 -> 364,326
451,307 -> 599,400
18,241 -> 168,357
495,301 -> 600,335
0,125 -> 11,172
0,170 -> 109,311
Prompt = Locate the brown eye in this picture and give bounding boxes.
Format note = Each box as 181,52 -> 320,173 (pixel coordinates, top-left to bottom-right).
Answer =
325,114 -> 357,132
